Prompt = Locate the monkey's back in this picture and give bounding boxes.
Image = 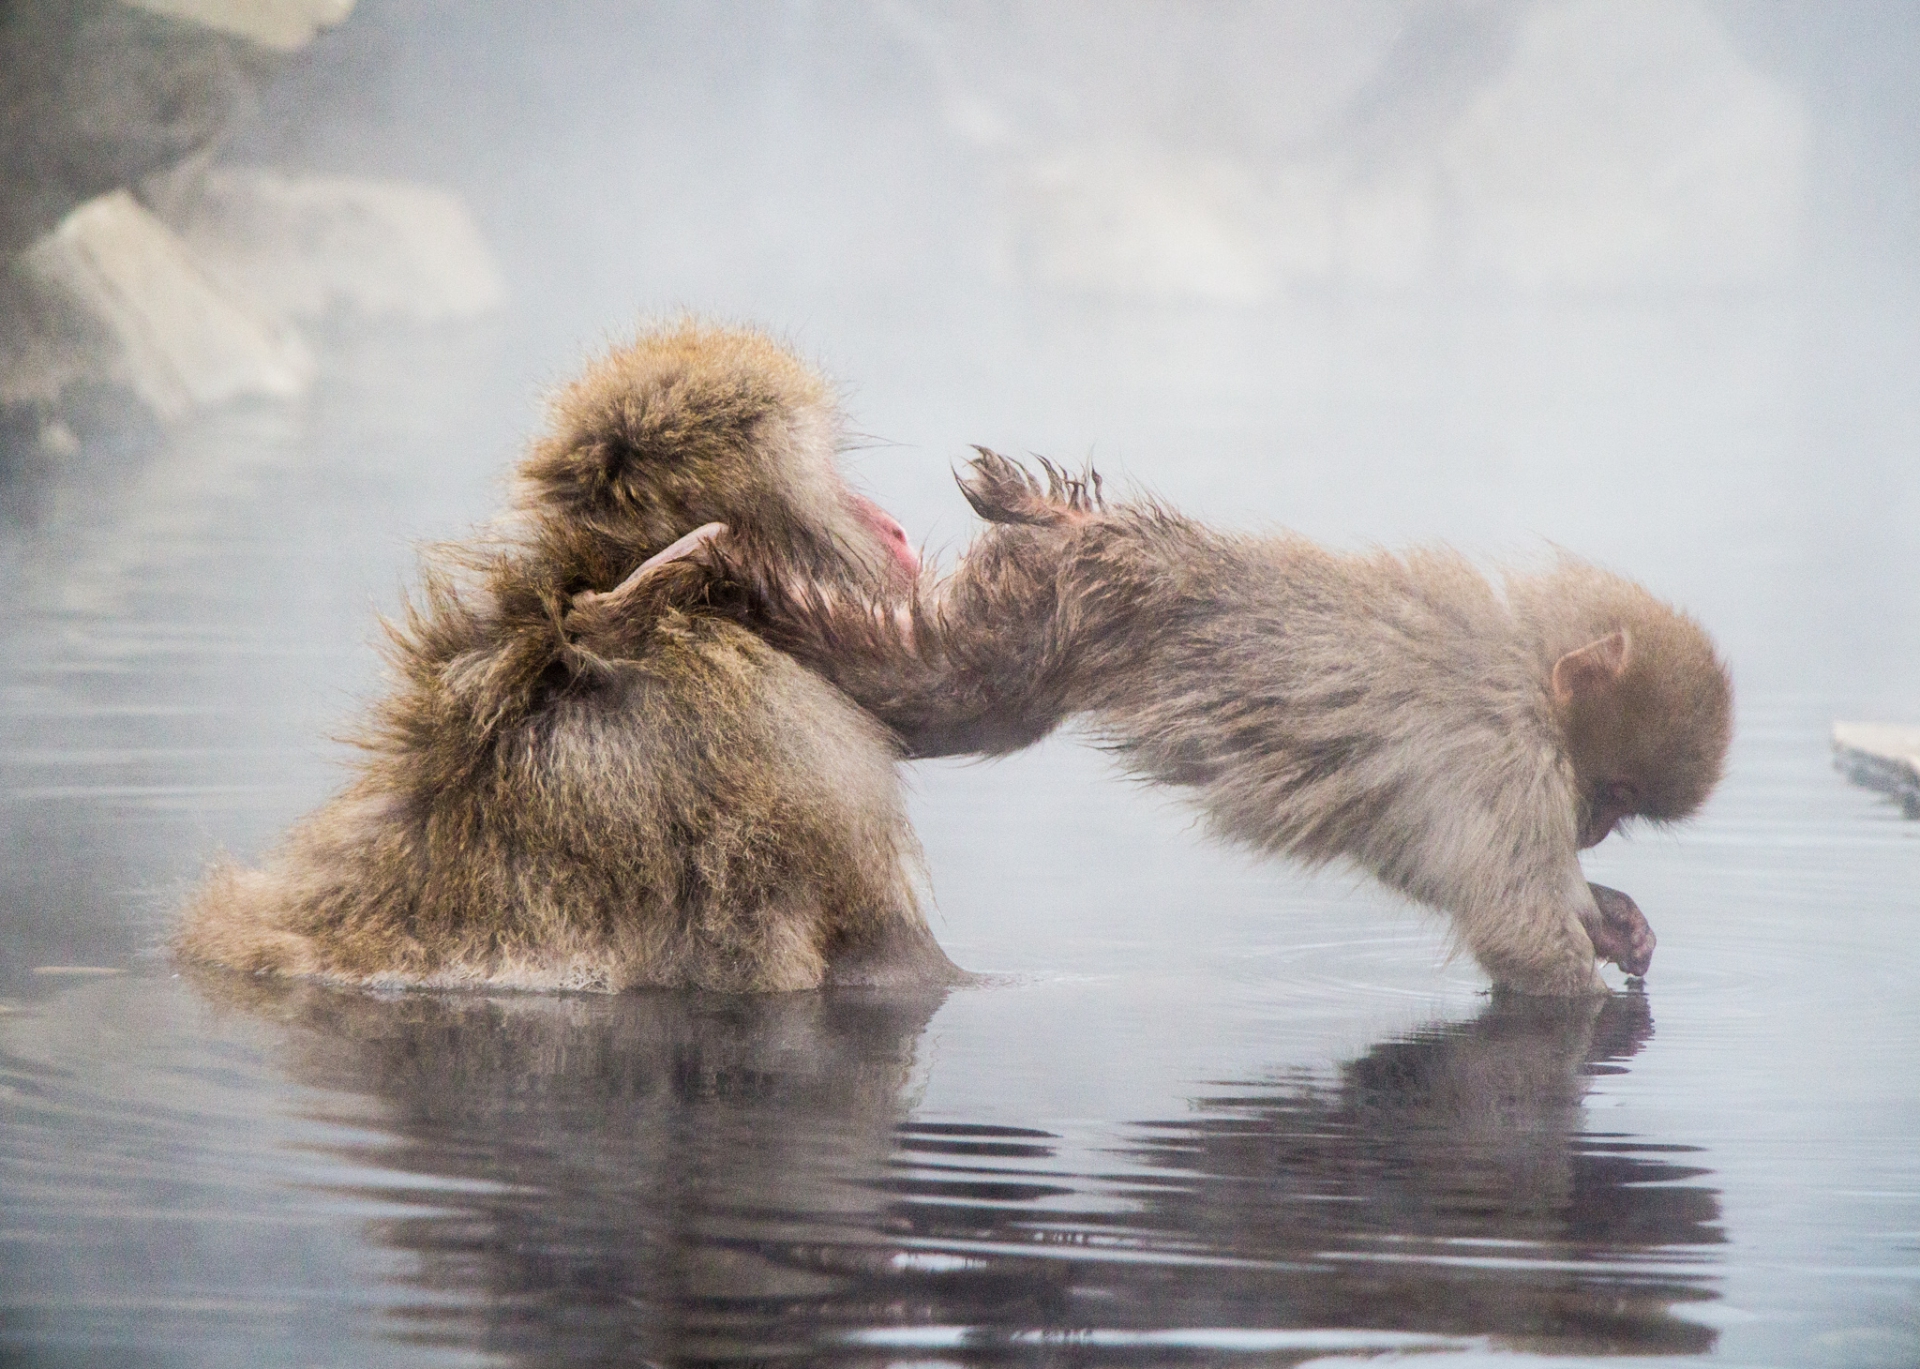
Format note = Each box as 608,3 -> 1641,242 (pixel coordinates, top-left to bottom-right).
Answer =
177,614 -> 945,993
1049,522 -> 1582,934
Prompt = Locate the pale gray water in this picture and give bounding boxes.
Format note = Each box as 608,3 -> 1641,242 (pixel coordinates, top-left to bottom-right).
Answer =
2,4 -> 1918,1365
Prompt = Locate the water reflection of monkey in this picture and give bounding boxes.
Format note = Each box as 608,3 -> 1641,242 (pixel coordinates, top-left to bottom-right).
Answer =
198,972 -> 949,1363
210,980 -> 1718,1362
872,992 -> 1722,1357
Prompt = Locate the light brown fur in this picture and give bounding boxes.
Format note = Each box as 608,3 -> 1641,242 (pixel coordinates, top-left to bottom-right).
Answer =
734,454 -> 1734,996
176,321 -> 954,992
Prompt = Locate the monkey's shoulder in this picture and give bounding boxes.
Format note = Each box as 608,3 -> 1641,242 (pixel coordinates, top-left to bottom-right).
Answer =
549,611 -> 895,751
496,614 -> 903,842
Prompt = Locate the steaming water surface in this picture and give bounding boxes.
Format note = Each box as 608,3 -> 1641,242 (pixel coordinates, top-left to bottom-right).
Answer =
0,325 -> 1915,1367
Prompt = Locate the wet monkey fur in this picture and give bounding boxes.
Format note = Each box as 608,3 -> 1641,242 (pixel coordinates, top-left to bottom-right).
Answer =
177,322 -> 951,992
735,453 -> 1734,997
179,325 -> 1731,998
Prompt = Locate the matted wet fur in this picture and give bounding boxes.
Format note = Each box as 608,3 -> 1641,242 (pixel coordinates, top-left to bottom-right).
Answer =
731,453 -> 1734,996
177,322 -> 955,992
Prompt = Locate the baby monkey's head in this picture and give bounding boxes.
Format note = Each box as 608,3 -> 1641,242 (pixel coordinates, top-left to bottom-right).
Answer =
1514,563 -> 1733,848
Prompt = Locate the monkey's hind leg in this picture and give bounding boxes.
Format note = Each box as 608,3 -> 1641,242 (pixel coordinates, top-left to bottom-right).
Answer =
174,859 -> 324,979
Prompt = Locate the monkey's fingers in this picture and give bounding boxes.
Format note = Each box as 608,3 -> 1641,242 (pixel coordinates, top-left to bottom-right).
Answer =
958,449 -> 1045,524
958,449 -> 1099,526
1584,883 -> 1656,978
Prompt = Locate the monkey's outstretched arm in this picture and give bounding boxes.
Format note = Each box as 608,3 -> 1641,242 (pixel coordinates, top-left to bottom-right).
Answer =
719,450 -> 1222,760
700,452 -> 1110,757
713,525 -> 1078,758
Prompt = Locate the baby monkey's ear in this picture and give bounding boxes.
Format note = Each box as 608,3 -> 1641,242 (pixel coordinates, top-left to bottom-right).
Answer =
1550,629 -> 1631,707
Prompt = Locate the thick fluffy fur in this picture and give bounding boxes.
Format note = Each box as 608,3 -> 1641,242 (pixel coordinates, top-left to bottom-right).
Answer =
177,322 -> 954,992
739,455 -> 1733,995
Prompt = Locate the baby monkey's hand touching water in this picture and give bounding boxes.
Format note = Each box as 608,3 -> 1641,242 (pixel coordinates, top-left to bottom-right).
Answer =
1584,883 -> 1656,978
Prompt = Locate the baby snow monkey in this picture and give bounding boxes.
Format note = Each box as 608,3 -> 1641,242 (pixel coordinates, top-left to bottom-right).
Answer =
728,453 -> 1734,996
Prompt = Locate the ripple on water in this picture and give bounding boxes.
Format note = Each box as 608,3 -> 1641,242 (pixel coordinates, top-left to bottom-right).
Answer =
0,972 -> 1735,1365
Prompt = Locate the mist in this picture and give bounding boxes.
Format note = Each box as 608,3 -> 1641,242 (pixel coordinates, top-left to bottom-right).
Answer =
2,4 -> 1917,1366
228,0 -> 1920,710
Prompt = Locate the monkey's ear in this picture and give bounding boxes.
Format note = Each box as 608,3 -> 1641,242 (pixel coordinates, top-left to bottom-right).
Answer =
577,523 -> 729,610
1550,630 -> 1631,707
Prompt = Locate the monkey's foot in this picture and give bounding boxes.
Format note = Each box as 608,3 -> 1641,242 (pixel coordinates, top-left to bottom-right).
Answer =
959,449 -> 1101,527
1584,882 -> 1656,977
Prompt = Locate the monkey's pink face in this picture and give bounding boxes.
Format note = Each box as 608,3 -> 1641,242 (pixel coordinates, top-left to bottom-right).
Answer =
850,494 -> 921,584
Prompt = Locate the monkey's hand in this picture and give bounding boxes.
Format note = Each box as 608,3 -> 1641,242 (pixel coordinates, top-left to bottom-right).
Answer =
959,449 -> 1101,527
1583,883 -> 1655,978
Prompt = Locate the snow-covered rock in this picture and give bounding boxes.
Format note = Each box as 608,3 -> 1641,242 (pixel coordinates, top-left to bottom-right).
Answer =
162,168 -> 506,324
13,189 -> 313,422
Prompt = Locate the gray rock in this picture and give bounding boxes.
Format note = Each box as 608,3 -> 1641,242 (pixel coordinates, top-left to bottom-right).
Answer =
9,189 -> 313,422
1832,722 -> 1920,817
161,167 -> 506,324
1,0 -> 269,257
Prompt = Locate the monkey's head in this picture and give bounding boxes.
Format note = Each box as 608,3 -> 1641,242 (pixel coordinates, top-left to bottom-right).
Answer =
515,321 -> 919,597
1516,565 -> 1734,849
